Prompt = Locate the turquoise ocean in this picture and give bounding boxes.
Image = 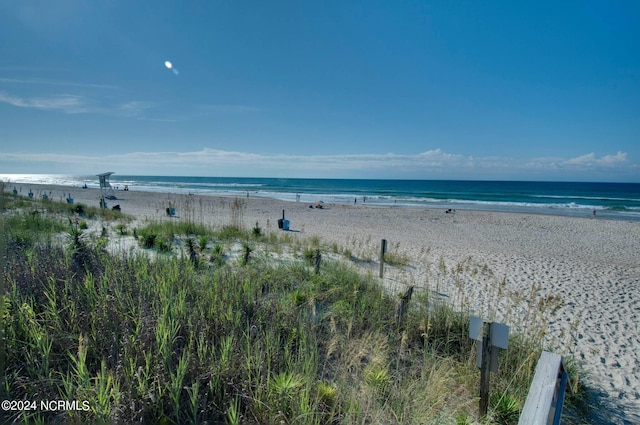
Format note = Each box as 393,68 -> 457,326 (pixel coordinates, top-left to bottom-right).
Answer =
3,174 -> 640,221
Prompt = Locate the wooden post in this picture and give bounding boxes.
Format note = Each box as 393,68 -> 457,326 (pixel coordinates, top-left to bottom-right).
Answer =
471,318 -> 509,420
479,322 -> 492,417
314,251 -> 322,274
379,239 -> 387,278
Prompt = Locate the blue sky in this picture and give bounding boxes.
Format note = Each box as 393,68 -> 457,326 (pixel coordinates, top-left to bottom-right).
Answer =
1,1 -> 639,181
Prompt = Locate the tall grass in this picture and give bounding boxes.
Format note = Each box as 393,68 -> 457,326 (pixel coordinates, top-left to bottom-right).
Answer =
1,191 -> 584,424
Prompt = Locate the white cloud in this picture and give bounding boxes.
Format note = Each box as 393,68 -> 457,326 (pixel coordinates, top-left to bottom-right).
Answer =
565,153 -> 596,165
0,149 -> 635,180
564,151 -> 627,167
599,151 -> 627,165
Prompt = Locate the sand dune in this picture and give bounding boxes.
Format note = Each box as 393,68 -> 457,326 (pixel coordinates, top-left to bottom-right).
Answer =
7,183 -> 640,422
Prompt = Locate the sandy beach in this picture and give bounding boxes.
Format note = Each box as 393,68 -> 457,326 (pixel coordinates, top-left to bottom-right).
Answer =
6,183 -> 640,422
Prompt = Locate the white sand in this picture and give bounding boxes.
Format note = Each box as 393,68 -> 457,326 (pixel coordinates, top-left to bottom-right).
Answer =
6,183 -> 640,420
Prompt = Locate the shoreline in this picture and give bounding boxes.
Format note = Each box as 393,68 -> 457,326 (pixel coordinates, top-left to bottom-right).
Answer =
4,180 -> 637,222
4,182 -> 640,420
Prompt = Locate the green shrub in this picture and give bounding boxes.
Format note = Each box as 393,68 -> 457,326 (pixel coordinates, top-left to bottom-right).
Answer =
154,236 -> 172,252
139,230 -> 157,248
252,221 -> 262,237
198,236 -> 208,252
115,223 -> 127,235
303,247 -> 315,265
491,393 -> 520,424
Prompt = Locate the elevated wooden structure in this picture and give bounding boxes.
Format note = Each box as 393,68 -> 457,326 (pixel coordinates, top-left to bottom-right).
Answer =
97,171 -> 116,208
97,172 -> 116,200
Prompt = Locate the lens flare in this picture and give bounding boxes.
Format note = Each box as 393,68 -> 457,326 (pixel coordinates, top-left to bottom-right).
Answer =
164,60 -> 179,75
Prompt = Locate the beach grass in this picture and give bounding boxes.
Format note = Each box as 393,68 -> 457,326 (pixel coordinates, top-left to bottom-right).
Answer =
0,188 -> 586,424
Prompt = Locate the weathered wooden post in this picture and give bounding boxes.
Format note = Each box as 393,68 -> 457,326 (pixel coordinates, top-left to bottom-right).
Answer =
479,322 -> 492,416
470,316 -> 510,418
314,250 -> 322,274
379,239 -> 387,278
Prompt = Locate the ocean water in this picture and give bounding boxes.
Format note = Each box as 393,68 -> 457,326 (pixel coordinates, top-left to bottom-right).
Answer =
3,174 -> 640,221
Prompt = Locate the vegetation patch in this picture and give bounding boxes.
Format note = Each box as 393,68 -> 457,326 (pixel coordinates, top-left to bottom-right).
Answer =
0,188 -> 586,424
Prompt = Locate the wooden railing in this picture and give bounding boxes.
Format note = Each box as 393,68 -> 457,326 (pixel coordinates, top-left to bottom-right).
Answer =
518,351 -> 571,425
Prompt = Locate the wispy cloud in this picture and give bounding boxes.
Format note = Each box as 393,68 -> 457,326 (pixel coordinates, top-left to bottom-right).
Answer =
0,90 -> 159,118
0,152 -> 99,163
0,88 -> 255,121
0,77 -> 119,90
199,104 -> 260,113
0,91 -> 90,113
1,149 -> 636,180
118,101 -> 157,118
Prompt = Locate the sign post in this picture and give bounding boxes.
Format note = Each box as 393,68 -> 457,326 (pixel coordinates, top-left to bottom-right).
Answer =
470,316 -> 510,418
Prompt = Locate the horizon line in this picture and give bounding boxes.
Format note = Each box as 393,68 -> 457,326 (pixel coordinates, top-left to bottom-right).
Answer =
2,173 -> 639,185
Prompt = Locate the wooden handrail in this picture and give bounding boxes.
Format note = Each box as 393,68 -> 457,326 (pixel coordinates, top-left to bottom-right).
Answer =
518,351 -> 569,425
